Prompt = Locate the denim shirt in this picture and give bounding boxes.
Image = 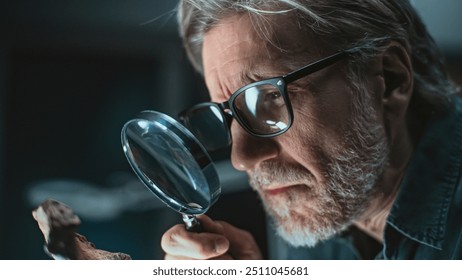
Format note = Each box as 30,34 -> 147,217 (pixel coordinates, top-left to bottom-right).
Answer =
267,96 -> 462,260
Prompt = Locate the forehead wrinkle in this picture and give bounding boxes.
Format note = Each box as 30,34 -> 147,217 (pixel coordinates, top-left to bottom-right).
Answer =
204,14 -> 323,100
208,58 -> 253,99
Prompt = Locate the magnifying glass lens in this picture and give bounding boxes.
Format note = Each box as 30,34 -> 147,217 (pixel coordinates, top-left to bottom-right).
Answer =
121,111 -> 220,217
125,129 -> 207,209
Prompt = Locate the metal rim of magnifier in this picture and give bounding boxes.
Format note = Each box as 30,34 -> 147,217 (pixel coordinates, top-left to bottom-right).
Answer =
121,110 -> 221,216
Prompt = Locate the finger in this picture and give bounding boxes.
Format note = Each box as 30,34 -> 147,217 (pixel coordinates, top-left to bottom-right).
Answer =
217,221 -> 263,259
161,224 -> 229,259
197,216 -> 262,259
196,215 -> 226,234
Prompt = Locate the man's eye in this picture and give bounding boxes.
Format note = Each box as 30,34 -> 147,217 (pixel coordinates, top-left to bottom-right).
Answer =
268,91 -> 282,100
265,91 -> 282,102
262,91 -> 285,108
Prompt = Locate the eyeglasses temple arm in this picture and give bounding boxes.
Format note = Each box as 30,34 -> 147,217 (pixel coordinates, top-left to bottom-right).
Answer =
282,51 -> 349,84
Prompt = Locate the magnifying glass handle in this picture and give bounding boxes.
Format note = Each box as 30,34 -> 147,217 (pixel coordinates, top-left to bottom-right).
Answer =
182,214 -> 203,233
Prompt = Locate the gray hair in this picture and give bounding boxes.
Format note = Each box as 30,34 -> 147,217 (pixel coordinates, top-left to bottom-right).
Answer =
177,0 -> 459,113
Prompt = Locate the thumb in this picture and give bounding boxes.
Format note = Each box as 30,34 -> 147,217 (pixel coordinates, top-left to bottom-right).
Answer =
217,221 -> 263,259
196,215 -> 263,259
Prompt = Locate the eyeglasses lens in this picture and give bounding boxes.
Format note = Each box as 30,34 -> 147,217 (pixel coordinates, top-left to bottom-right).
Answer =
233,83 -> 290,135
182,104 -> 231,151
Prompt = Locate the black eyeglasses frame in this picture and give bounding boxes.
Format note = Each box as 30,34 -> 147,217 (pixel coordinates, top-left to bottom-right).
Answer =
180,48 -> 356,140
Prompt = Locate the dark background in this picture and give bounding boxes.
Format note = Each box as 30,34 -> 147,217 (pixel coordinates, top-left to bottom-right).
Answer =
0,0 -> 461,259
0,0 -> 267,260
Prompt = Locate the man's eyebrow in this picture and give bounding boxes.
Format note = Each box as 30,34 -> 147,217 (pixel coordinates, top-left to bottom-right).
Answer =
233,69 -> 259,91
221,70 -> 262,99
240,67 -> 285,83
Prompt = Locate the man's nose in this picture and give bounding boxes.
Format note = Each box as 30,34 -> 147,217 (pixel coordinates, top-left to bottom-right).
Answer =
230,121 -> 279,171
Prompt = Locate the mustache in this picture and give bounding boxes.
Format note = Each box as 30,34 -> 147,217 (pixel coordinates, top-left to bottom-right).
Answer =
248,161 -> 315,189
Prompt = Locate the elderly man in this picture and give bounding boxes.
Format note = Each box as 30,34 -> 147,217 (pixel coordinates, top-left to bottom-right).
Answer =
161,0 -> 462,259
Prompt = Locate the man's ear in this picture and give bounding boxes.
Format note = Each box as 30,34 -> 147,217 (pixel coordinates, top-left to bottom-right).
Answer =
380,42 -> 413,143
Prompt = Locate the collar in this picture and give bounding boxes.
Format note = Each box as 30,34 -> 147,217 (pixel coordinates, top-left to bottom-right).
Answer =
386,97 -> 462,250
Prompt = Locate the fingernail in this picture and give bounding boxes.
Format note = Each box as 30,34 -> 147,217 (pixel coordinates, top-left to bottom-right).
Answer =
214,238 -> 228,254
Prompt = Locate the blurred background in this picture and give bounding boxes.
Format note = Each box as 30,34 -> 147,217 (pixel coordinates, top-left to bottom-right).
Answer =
0,0 -> 461,259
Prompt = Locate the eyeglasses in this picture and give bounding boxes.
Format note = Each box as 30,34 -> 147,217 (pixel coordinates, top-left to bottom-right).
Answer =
179,47 -> 358,151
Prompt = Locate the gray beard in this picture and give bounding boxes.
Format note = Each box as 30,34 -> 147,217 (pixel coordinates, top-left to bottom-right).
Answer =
248,98 -> 389,248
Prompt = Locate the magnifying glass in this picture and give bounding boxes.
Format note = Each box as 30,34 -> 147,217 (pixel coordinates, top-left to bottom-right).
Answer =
121,111 -> 220,232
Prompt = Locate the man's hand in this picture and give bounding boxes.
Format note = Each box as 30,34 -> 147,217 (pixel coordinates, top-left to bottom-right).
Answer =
161,215 -> 263,260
